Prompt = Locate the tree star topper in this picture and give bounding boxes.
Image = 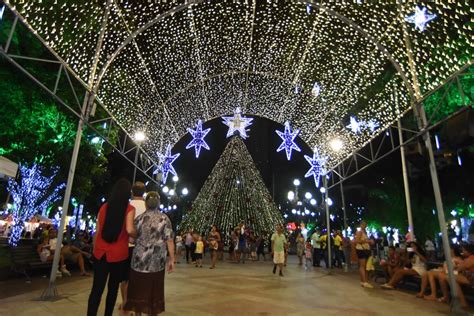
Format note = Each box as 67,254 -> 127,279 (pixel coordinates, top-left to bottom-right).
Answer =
158,144 -> 180,184
304,148 -> 327,188
276,121 -> 301,160
405,6 -> 437,32
222,107 -> 253,139
186,120 -> 211,158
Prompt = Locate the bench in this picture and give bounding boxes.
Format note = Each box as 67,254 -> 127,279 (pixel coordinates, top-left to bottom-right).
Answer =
10,242 -> 52,282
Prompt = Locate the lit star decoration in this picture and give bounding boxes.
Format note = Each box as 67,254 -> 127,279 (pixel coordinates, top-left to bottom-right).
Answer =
311,82 -> 321,97
366,119 -> 380,133
346,116 -> 380,134
158,144 -> 180,184
346,116 -> 362,134
405,6 -> 437,32
0,6 -> 5,21
222,107 -> 254,139
276,121 -> 301,160
304,148 -> 328,188
186,120 -> 211,158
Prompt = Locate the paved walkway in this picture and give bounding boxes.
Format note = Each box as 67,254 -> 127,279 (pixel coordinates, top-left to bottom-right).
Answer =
0,256 -> 451,315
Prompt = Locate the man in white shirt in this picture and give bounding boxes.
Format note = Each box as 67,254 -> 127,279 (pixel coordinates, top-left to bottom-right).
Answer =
311,229 -> 321,267
120,181 -> 146,309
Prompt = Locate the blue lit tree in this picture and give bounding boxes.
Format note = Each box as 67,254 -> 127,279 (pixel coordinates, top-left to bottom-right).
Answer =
7,163 -> 65,246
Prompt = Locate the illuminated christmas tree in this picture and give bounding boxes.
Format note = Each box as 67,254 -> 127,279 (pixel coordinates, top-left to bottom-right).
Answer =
181,136 -> 283,237
7,163 -> 65,246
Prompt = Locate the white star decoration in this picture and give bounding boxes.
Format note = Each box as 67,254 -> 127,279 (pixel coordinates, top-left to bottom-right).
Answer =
0,6 -> 5,21
346,116 -> 379,134
304,148 -> 327,188
186,120 -> 211,158
405,6 -> 437,32
276,121 -> 301,160
311,82 -> 321,98
157,144 -> 180,184
346,116 -> 362,134
222,107 -> 254,139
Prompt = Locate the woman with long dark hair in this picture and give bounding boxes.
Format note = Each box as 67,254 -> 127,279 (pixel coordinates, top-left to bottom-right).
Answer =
87,178 -> 136,316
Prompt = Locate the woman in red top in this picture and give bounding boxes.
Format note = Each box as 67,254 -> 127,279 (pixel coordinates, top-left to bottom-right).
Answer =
87,178 -> 136,316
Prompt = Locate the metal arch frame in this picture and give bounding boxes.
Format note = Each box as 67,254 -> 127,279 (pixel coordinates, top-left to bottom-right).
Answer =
326,62 -> 473,190
0,15 -> 160,186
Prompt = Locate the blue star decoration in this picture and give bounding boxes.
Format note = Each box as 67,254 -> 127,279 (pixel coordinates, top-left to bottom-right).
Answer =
304,148 -> 327,188
222,107 -> 254,139
366,119 -> 379,133
157,144 -> 180,184
276,121 -> 301,160
405,6 -> 437,32
186,120 -> 211,158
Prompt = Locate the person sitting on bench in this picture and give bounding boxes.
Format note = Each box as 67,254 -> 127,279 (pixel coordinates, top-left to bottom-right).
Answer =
381,242 -> 427,290
37,236 -> 70,277
48,228 -> 90,276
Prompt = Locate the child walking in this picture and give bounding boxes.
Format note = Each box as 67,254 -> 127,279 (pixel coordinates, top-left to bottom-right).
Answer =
195,235 -> 204,268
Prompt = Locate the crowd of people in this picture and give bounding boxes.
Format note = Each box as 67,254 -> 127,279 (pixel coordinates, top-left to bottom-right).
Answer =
3,178 -> 474,314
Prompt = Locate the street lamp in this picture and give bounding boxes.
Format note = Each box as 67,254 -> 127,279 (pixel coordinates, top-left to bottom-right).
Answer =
329,138 -> 343,152
134,131 -> 146,142
287,191 -> 295,201
133,131 -> 146,183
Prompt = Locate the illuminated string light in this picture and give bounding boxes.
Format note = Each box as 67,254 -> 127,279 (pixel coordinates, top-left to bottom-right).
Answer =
158,144 -> 180,184
186,119 -> 211,158
7,163 -> 65,246
405,6 -> 437,32
7,2 -> 471,170
276,121 -> 301,160
222,107 -> 254,139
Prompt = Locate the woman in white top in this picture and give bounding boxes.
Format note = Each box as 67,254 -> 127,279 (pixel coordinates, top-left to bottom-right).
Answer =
355,221 -> 374,288
381,242 -> 427,289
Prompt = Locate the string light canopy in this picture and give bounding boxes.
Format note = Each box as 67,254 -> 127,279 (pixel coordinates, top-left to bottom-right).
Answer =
6,1 -> 472,170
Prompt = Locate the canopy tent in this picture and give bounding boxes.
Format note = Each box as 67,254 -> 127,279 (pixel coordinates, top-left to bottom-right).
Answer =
3,0 -> 472,169
0,156 -> 18,179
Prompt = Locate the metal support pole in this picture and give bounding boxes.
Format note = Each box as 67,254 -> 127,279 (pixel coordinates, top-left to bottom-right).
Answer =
132,147 -> 139,183
399,3 -> 464,313
4,16 -> 18,53
397,119 -> 415,241
41,93 -> 89,299
41,0 -> 112,300
323,176 -> 332,271
420,106 -> 464,315
338,166 -> 348,272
